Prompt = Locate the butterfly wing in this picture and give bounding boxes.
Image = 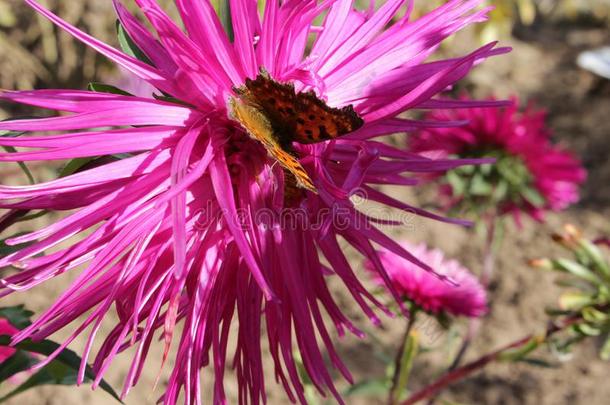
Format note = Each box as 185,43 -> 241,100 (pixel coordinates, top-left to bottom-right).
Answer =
229,98 -> 316,193
235,72 -> 298,138
238,72 -> 364,145
292,91 -> 364,144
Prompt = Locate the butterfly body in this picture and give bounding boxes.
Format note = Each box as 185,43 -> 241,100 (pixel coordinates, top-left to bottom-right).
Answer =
230,71 -> 364,193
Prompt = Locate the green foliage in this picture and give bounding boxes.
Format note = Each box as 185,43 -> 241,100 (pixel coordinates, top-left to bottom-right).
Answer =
211,0 -> 234,42
0,126 -> 34,185
514,357 -> 559,369
87,82 -> 133,96
58,157 -> 97,178
0,307 -> 122,403
390,330 -> 419,403
443,150 -> 545,219
0,233 -> 34,257
0,306 -> 33,330
0,351 -> 39,386
152,93 -> 196,108
499,337 -> 542,362
116,21 -> 152,65
532,226 -> 610,360
344,379 -> 389,398
59,155 -> 134,179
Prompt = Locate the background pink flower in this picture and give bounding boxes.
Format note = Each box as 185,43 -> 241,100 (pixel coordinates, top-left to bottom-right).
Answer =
367,241 -> 487,318
410,96 -> 587,222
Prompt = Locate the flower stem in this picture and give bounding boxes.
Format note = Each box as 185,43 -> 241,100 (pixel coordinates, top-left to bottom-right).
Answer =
402,314 -> 583,405
388,310 -> 418,405
451,215 -> 498,366
426,215 -> 499,405
0,209 -> 30,234
480,215 -> 499,287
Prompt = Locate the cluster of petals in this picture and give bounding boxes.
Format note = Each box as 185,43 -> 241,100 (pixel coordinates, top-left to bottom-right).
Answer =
0,1 -> 507,404
366,241 -> 487,317
410,96 -> 586,220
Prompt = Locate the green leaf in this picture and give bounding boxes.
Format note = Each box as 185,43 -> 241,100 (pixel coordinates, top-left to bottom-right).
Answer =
553,278 -> 592,290
515,357 -> 558,368
545,307 -> 574,317
497,155 -> 529,186
574,323 -> 601,337
600,335 -> 610,360
14,210 -> 49,223
558,292 -> 596,311
116,21 -> 153,65
455,164 -> 475,175
581,307 -> 609,324
479,162 -> 494,176
0,336 -> 122,403
152,93 -> 196,108
469,173 -> 493,196
1,117 -> 41,139
521,186 -> 546,208
0,361 -> 77,402
0,130 -> 26,138
58,157 -> 96,178
556,258 -> 604,285
344,378 -> 389,397
0,351 -> 38,385
492,179 -> 509,203
0,235 -> 34,257
59,154 -> 132,179
0,305 -> 33,329
446,170 -> 466,196
579,240 -> 610,279
211,0 -> 234,42
111,153 -> 132,160
87,82 -> 133,97
499,337 -> 541,362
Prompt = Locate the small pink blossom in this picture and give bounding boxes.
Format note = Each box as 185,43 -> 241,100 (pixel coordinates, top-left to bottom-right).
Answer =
367,241 -> 487,318
410,96 -> 587,221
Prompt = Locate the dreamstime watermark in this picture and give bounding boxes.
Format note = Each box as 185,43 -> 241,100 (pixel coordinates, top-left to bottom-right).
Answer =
412,316 -> 445,346
193,188 -> 418,233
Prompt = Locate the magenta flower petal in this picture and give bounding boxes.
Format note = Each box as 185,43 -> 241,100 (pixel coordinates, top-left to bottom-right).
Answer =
0,1 -> 504,403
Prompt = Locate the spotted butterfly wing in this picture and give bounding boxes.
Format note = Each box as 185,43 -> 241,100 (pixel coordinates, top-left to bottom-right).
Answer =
230,71 -> 364,193
291,91 -> 364,144
236,71 -> 364,145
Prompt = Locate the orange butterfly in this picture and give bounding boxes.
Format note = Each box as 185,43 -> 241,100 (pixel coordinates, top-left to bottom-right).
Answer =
230,70 -> 364,194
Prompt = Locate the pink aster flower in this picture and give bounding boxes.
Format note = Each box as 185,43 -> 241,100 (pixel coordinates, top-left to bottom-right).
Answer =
410,95 -> 587,222
366,241 -> 487,318
0,1 -> 506,404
